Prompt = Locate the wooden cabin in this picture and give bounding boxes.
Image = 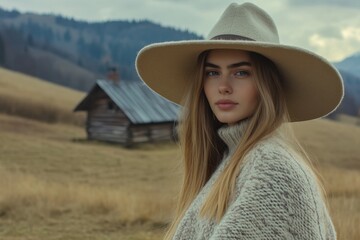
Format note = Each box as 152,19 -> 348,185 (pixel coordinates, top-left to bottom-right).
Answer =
74,78 -> 179,146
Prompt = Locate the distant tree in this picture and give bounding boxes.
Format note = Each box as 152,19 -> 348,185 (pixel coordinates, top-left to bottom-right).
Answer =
24,44 -> 29,53
0,8 -> 20,18
77,58 -> 83,67
23,21 -> 54,47
27,34 -> 34,46
77,34 -> 85,52
43,28 -> 54,47
63,29 -> 72,42
88,41 -> 103,59
0,34 -> 5,65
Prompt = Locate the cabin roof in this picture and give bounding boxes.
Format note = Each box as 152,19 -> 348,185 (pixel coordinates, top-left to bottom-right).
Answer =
74,79 -> 180,124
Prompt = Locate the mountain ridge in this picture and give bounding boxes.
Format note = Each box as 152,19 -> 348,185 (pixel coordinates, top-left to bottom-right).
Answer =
335,51 -> 360,79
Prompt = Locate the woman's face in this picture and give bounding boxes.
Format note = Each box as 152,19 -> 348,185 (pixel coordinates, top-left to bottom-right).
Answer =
203,49 -> 259,125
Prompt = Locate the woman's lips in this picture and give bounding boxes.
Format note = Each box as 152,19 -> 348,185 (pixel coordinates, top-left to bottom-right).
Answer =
215,100 -> 238,110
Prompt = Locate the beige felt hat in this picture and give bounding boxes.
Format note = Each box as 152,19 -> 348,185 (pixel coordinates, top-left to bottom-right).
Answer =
135,2 -> 344,122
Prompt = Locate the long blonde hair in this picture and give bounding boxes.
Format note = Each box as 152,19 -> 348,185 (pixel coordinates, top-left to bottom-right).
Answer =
164,50 -> 327,239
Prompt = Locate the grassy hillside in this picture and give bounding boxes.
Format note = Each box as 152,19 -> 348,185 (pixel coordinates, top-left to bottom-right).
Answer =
0,67 -> 86,125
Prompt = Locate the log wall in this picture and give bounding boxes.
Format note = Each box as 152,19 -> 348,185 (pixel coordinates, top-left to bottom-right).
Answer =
86,96 -> 176,146
86,96 -> 130,144
129,123 -> 176,144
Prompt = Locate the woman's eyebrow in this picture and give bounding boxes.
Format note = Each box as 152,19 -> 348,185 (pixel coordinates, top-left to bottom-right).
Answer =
229,62 -> 252,68
205,62 -> 220,68
205,61 -> 252,69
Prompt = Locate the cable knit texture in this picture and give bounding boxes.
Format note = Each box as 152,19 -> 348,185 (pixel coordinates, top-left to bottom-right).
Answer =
173,121 -> 336,239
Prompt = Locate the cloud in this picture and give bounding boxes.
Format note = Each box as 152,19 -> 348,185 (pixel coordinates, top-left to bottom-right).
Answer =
268,3 -> 360,61
309,31 -> 360,61
317,26 -> 343,39
307,22 -> 360,60
287,0 -> 360,8
342,26 -> 360,41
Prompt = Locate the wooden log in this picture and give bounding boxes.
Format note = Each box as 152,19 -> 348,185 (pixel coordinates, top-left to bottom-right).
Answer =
89,111 -> 127,118
132,135 -> 150,143
88,128 -> 128,135
89,133 -> 128,143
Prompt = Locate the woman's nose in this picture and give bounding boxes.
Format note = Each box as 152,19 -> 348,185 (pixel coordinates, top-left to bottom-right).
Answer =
218,77 -> 232,94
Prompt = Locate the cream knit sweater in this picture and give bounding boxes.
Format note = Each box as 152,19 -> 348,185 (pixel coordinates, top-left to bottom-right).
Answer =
173,121 -> 336,239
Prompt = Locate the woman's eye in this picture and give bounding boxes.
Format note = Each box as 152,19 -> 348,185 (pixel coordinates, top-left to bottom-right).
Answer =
235,70 -> 250,77
205,71 -> 219,77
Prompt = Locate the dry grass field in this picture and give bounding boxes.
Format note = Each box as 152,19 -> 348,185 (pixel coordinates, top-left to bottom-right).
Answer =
292,120 -> 360,240
0,67 -> 359,239
0,67 -> 86,125
0,113 -> 179,240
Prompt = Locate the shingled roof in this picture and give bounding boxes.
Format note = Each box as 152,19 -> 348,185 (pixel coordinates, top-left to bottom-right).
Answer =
74,79 -> 180,124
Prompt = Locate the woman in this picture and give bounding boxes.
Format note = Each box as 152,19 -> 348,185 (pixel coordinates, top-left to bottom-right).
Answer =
136,2 -> 343,240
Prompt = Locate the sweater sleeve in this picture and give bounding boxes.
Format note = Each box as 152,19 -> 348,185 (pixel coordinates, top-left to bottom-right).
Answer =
209,144 -> 325,240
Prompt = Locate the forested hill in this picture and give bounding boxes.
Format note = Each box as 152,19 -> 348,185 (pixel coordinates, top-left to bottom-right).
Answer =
0,7 -> 202,91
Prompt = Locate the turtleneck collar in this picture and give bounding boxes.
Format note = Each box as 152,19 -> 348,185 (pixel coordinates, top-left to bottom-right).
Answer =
217,119 -> 250,153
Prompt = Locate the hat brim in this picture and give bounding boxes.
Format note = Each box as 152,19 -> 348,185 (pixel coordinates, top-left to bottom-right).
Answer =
136,40 -> 344,122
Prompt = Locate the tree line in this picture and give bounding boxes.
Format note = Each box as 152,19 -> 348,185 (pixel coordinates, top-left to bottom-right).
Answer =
0,9 -> 201,91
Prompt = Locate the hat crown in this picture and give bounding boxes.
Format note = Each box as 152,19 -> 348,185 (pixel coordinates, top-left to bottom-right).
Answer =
207,2 -> 280,43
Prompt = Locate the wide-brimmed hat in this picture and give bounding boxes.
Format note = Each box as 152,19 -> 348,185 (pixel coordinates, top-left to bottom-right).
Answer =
136,2 -> 344,122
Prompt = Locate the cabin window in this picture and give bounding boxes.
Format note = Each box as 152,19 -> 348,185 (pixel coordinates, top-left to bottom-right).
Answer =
108,100 -> 117,110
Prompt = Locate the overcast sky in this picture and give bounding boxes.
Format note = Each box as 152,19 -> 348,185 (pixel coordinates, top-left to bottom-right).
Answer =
1,0 -> 359,61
